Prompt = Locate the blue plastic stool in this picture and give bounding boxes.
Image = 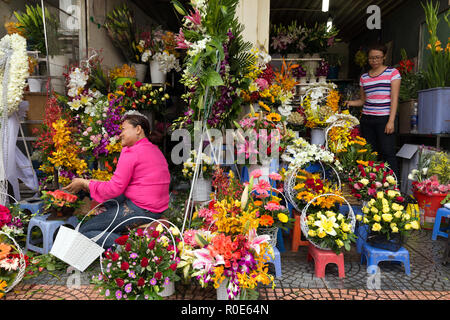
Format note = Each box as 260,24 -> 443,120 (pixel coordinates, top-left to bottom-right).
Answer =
19,200 -> 44,215
360,242 -> 411,276
432,207 -> 450,240
264,246 -> 282,278
26,214 -> 79,254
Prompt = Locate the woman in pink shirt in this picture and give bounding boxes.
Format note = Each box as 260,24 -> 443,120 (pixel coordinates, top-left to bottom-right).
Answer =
64,112 -> 171,248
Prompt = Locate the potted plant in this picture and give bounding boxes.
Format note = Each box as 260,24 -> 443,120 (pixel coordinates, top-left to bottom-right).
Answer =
417,1 -> 450,134
15,4 -> 66,93
41,189 -> 82,221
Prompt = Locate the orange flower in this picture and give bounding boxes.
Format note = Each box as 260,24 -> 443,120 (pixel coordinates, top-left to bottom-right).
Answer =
259,215 -> 274,227
0,243 -> 12,260
254,200 -> 263,207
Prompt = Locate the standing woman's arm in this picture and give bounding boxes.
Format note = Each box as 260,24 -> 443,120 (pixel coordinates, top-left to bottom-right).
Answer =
386,79 -> 401,134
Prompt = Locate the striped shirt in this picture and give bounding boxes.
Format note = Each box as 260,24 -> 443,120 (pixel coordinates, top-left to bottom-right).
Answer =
359,67 -> 401,116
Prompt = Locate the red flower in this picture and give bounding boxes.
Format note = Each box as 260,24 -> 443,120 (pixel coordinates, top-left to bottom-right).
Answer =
141,257 -> 149,267
135,81 -> 142,88
115,278 -> 124,287
151,231 -> 160,238
136,229 -> 144,237
115,235 -> 129,245
396,196 -> 405,202
154,272 -> 162,280
169,263 -> 177,271
148,240 -> 156,250
120,262 -> 129,271
137,277 -> 145,286
111,252 -> 119,261
125,243 -> 132,252
354,194 -> 362,199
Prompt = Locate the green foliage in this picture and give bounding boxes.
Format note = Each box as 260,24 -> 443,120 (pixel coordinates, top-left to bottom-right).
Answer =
15,4 -> 61,56
428,151 -> 450,184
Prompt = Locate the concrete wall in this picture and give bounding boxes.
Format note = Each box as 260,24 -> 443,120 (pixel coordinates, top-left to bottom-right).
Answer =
236,0 -> 270,52
0,0 -> 30,39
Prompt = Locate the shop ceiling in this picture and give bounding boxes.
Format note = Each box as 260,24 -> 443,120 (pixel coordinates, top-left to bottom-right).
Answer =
131,0 -> 409,42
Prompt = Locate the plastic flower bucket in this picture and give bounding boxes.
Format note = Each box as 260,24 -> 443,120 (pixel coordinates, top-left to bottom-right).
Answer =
115,77 -> 136,87
414,191 -> 448,230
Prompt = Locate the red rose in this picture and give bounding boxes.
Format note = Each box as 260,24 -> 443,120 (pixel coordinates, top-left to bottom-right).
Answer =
396,196 -> 405,202
148,240 -> 156,250
151,231 -> 160,238
169,263 -> 177,271
155,257 -> 161,265
141,257 -> 149,267
368,161 -> 374,167
135,81 -> 142,88
136,229 -> 144,237
125,243 -> 132,252
115,235 -> 129,246
355,194 -> 362,199
115,278 -> 124,287
137,277 -> 145,286
120,262 -> 129,271
154,272 -> 162,280
111,252 -> 120,261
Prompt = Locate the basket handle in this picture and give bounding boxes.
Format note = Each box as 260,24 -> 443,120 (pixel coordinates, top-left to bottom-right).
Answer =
99,216 -> 183,275
301,193 -> 354,218
0,191 -> 19,204
74,199 -> 120,242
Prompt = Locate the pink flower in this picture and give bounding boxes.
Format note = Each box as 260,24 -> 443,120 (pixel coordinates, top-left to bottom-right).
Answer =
269,172 -> 282,181
375,181 -> 383,188
368,188 -> 377,196
353,183 -> 361,190
264,202 -> 281,211
175,28 -> 189,50
254,180 -> 272,196
185,8 -> 202,27
255,78 -> 269,90
251,169 -> 262,178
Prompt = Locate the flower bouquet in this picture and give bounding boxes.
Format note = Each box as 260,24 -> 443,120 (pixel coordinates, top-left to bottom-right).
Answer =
116,81 -> 170,113
316,60 -> 330,78
356,190 -> 420,251
270,21 -> 308,55
187,170 -> 275,299
0,237 -> 30,299
92,224 -> 182,300
305,207 -> 356,254
409,151 -> 450,196
348,161 -> 398,202
301,83 -> 340,129
41,189 -> 82,220
0,203 -> 31,248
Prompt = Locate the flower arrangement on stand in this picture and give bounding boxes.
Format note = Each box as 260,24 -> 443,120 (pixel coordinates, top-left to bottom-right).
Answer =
109,64 -> 137,88
181,169 -> 275,300
92,224 -> 182,300
182,150 -> 215,180
269,21 -> 308,55
356,189 -> 420,250
301,83 -> 341,129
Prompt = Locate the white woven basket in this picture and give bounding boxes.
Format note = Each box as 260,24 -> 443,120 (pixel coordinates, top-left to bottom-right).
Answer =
50,199 -> 120,272
192,178 -> 212,202
0,192 -> 26,293
257,226 -> 278,248
300,193 -> 356,251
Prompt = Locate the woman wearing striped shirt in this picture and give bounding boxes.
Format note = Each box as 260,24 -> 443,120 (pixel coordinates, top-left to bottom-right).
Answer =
346,43 -> 401,176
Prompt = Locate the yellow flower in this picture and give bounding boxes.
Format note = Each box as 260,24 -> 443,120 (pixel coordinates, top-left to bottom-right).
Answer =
362,206 -> 369,214
372,223 -> 382,232
377,192 -> 384,199
267,113 -> 282,122
308,229 -> 317,237
278,213 -> 289,223
382,213 -> 393,222
410,220 -> 420,230
405,223 -> 412,230
363,217 -> 370,224
0,280 -> 8,299
391,226 -> 399,233
371,207 -> 379,214
318,230 -> 327,238
373,214 -> 381,222
335,239 -> 344,247
394,211 -> 403,218
341,223 -> 350,233
356,214 -> 363,221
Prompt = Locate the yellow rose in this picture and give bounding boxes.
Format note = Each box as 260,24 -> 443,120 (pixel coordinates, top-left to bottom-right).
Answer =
382,206 -> 390,213
356,215 -> 363,221
308,229 -> 317,237
369,199 -> 376,205
341,223 -> 350,233
318,231 -> 327,238
360,178 -> 369,186
170,226 -> 180,236
391,226 -> 399,233
335,239 -> 344,247
373,214 -> 381,222
386,175 -> 396,185
382,214 -> 393,222
410,220 -> 420,230
387,190 -> 398,198
362,206 -> 370,214
377,192 -> 384,199
372,223 -> 382,232
278,213 -> 289,223
337,213 -> 344,221
392,203 -> 400,211
402,213 -> 411,221
363,217 -> 370,224
394,211 -> 402,218
405,223 -> 412,230
371,207 -> 379,214
326,211 -> 336,218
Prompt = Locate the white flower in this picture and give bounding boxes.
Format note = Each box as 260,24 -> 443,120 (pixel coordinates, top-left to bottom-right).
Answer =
0,34 -> 29,116
153,52 -> 181,73
142,50 -> 152,63
0,257 -> 19,271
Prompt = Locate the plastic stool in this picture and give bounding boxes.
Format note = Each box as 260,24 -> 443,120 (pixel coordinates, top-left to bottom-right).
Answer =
264,246 -> 282,278
360,242 -> 411,276
307,244 -> 345,278
432,207 -> 450,240
290,210 -> 310,252
19,200 -> 44,215
26,214 -> 79,254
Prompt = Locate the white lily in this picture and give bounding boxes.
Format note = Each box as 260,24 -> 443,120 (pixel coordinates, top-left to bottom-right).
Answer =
313,215 -> 339,236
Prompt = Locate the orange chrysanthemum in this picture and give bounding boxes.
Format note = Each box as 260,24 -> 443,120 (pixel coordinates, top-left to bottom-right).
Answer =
0,243 -> 12,260
259,215 -> 274,227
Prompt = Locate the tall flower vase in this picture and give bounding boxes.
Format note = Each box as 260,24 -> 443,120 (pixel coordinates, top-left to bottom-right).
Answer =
310,128 -> 326,146
132,63 -> 147,82
150,60 -> 167,84
216,279 -> 240,300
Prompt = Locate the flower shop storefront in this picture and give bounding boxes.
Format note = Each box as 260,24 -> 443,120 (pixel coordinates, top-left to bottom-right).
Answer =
1,0 -> 449,303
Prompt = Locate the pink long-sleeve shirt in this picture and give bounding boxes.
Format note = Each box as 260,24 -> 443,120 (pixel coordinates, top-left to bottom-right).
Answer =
89,138 -> 170,213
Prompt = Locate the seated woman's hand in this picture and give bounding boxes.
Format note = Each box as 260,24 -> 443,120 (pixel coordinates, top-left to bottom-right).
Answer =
63,178 -> 88,194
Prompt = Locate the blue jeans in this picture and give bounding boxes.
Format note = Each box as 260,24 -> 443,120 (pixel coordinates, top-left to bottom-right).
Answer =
79,195 -> 163,248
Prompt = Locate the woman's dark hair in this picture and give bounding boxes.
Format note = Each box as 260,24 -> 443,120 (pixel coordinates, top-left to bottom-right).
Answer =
123,114 -> 151,140
368,43 -> 387,55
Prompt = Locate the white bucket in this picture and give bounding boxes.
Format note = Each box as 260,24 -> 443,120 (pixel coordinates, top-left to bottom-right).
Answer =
157,281 -> 175,297
28,78 -> 42,92
192,178 -> 212,202
216,279 -> 240,300
132,63 -> 147,82
149,60 -> 167,84
311,128 -> 326,146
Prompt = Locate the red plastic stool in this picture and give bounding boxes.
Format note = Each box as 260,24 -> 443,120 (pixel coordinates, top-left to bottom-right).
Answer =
290,211 -> 310,252
307,244 -> 345,278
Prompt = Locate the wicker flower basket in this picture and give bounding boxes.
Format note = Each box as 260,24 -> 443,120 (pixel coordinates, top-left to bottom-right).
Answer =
257,226 -> 279,248
300,193 -> 356,251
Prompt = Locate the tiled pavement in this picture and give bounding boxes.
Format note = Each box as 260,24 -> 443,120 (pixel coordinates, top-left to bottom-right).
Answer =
3,229 -> 450,300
